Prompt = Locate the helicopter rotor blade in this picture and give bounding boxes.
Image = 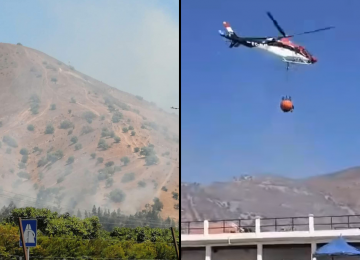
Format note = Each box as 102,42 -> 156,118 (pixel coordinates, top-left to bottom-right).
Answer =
285,26 -> 335,38
266,12 -> 287,37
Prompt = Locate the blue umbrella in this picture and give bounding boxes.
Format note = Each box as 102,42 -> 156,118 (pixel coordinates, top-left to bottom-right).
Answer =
314,237 -> 360,257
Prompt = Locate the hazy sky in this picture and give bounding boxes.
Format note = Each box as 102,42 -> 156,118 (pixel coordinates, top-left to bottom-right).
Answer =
0,0 -> 179,111
182,0 -> 360,183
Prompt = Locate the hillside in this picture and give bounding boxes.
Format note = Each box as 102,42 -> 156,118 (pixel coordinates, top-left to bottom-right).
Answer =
0,43 -> 179,220
181,167 -> 360,222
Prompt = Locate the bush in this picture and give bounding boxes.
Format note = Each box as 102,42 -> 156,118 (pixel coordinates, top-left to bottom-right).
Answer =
161,186 -> 168,192
109,188 -> 126,202
135,95 -> 143,100
50,104 -> 56,110
82,111 -> 97,124
81,125 -> 94,135
101,128 -> 113,138
27,125 -> 35,132
30,94 -> 40,103
60,120 -> 74,129
74,143 -> 82,150
97,157 -> 104,164
45,124 -> 54,134
100,115 -> 105,121
51,77 -> 57,83
68,130 -> 73,135
105,161 -> 114,167
57,176 -> 65,183
91,153 -> 96,159
33,147 -> 42,153
67,156 -> 75,164
18,162 -> 26,169
121,172 -> 135,183
140,146 -> 155,157
134,147 -> 140,153
120,156 -> 130,166
145,155 -> 159,166
30,103 -> 39,115
172,192 -> 179,200
17,171 -> 30,180
70,97 -> 76,103
20,148 -> 28,156
37,157 -> 47,167
138,181 -> 146,188
106,178 -> 114,188
128,126 -> 134,130
131,131 -> 136,136
17,43 -> 22,46
98,139 -> 109,150
3,136 -> 18,148
112,111 -> 123,123
21,154 -> 28,164
114,166 -> 122,172
114,136 -> 121,143
5,148 -> 11,154
70,136 -> 78,144
122,127 -> 128,133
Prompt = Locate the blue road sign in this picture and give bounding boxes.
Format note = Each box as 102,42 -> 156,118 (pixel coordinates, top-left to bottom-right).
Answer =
19,219 -> 37,247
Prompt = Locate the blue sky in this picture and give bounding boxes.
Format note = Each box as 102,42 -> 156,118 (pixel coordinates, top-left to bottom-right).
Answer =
0,0 -> 179,111
182,0 -> 360,183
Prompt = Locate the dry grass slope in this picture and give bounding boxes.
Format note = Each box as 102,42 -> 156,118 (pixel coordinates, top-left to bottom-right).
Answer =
0,43 -> 179,220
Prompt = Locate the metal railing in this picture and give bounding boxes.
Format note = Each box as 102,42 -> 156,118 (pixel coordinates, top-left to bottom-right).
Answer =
181,214 -> 360,235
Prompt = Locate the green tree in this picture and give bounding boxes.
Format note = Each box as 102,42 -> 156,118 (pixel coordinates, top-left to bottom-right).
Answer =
134,147 -> 139,153
114,136 -> 121,143
131,130 -> 136,136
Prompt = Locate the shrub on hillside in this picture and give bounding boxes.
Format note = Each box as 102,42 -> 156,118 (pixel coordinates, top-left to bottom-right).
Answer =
3,136 -> 18,148
138,181 -> 146,188
134,147 -> 139,153
122,127 -> 128,133
98,139 -> 109,150
20,148 -> 28,156
145,155 -> 159,166
74,143 -> 82,150
90,153 -> 96,159
121,172 -> 135,183
114,136 -> 120,143
50,104 -> 56,110
109,188 -> 126,203
67,156 -> 75,164
60,120 -> 74,129
97,157 -> 104,164
44,124 -> 54,134
17,171 -> 30,180
82,111 -> 97,124
27,125 -> 34,132
21,155 -> 28,164
128,126 -> 134,130
111,111 -> 123,123
70,97 -> 76,103
131,131 -> 136,136
105,161 -> 114,167
106,178 -> 114,188
81,125 -> 93,135
70,136 -> 78,144
120,156 -> 130,166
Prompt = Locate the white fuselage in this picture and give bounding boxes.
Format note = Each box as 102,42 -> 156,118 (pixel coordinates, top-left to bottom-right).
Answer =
248,41 -> 311,64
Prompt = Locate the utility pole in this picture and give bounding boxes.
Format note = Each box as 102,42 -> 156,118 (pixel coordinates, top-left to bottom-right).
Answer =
170,227 -> 179,260
18,218 -> 28,260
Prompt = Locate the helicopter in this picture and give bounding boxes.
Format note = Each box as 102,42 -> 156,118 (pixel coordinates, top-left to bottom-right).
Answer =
218,12 -> 334,70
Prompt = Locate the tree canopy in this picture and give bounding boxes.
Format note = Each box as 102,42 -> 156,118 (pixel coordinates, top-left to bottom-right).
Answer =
0,202 -> 178,259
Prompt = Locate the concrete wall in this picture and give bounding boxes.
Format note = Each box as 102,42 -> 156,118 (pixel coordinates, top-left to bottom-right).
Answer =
182,247 -> 205,260
263,245 -> 311,260
211,246 -> 257,260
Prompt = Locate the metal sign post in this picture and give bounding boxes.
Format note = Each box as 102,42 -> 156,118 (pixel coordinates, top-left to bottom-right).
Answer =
19,218 -> 37,260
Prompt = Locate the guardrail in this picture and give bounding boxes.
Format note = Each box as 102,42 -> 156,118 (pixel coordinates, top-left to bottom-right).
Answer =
181,214 -> 360,235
